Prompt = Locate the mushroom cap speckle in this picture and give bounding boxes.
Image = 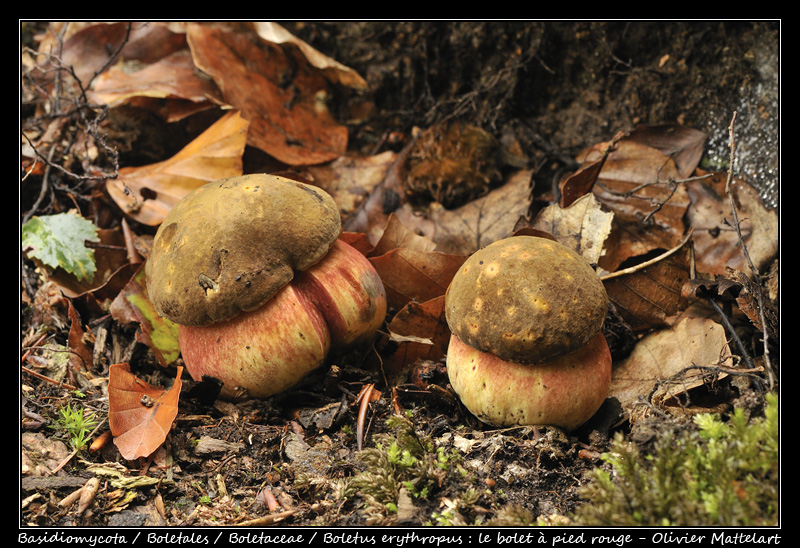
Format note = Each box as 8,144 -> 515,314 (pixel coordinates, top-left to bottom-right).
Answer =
145,174 -> 342,327
445,236 -> 608,364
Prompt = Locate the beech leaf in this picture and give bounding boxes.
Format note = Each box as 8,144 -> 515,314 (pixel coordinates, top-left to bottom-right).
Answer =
384,296 -> 450,377
426,168 -> 533,255
609,317 -> 734,416
186,23 -> 348,165
106,110 -> 248,226
602,238 -> 694,332
370,248 -> 466,312
108,363 -> 182,461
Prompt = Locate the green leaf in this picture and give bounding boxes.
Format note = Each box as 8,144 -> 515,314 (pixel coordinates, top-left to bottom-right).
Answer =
21,213 -> 100,282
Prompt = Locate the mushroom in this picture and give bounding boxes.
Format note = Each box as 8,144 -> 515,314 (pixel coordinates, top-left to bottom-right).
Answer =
444,235 -> 611,430
145,173 -> 387,399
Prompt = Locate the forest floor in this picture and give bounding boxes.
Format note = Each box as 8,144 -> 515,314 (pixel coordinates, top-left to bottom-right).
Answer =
20,21 -> 779,532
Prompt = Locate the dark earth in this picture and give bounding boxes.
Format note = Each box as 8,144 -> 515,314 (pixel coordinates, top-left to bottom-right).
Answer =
20,21 -> 779,528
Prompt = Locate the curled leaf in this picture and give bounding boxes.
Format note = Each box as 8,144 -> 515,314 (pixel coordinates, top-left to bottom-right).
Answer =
106,110 -> 248,226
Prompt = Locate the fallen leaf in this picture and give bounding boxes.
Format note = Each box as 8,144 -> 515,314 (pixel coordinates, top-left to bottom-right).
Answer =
186,22 -> 348,165
342,153 -> 411,245
109,264 -> 181,367
383,296 -> 450,377
426,168 -> 534,255
559,130 -> 623,208
609,317 -> 734,417
370,248 -> 466,312
602,237 -> 694,332
67,301 -> 93,373
252,22 -> 368,91
578,139 -> 691,272
338,232 -> 374,256
369,213 -> 437,257
530,192 -> 614,265
106,110 -> 248,226
34,23 -> 139,90
684,171 -> 779,276
303,151 -> 397,221
108,363 -> 182,461
90,49 -> 222,108
626,124 -> 707,179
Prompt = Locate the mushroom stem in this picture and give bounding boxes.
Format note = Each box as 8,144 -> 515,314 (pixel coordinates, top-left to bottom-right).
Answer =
447,332 -> 611,430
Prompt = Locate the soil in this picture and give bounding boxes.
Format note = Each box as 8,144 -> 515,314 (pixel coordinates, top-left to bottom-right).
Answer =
20,21 -> 779,529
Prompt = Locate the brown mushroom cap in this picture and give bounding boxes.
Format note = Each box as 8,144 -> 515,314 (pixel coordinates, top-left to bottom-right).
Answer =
445,236 -> 608,364
145,174 -> 342,326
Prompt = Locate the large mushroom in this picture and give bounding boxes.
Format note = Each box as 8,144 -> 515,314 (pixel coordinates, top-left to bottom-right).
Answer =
444,235 -> 611,430
145,174 -> 387,399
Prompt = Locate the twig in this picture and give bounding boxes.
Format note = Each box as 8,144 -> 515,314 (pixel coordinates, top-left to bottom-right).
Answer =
723,112 -> 774,388
600,230 -> 693,281
356,383 -> 375,451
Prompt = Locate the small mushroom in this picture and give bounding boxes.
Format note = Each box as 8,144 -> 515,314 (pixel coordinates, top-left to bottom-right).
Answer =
145,174 -> 387,399
444,235 -> 611,430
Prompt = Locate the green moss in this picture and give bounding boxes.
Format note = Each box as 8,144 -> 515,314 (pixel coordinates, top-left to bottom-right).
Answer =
345,414 -> 466,524
571,392 -> 779,527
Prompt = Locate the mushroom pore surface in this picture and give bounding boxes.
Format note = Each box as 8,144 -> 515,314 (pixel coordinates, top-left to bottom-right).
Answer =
145,174 -> 341,327
445,236 -> 608,364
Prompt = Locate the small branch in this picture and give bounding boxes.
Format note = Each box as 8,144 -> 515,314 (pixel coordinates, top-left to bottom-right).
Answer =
600,230 -> 693,281
723,112 -> 774,388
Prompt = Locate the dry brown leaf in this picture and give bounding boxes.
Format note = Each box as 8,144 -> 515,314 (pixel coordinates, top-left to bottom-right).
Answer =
530,193 -> 613,265
303,151 -> 397,222
609,317 -> 733,415
106,110 -> 248,226
626,124 -> 706,179
67,301 -> 93,373
35,23 -> 142,89
186,23 -> 348,165
559,131 -> 624,208
369,214 -> 437,257
338,232 -> 374,256
90,49 -> 222,107
603,238 -> 694,332
369,249 -> 466,312
108,363 -> 183,461
252,22 -> 368,91
383,296 -> 449,378
425,168 -> 533,255
578,140 -> 691,272
685,172 -> 779,276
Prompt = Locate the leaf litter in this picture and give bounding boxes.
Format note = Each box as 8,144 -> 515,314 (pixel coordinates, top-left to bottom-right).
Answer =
20,21 -> 779,528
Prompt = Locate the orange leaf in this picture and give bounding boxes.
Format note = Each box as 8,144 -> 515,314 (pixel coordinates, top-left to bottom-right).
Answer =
106,110 -> 249,226
108,363 -> 182,460
90,49 -> 222,107
383,296 -> 450,377
186,23 -> 348,165
369,248 -> 466,312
